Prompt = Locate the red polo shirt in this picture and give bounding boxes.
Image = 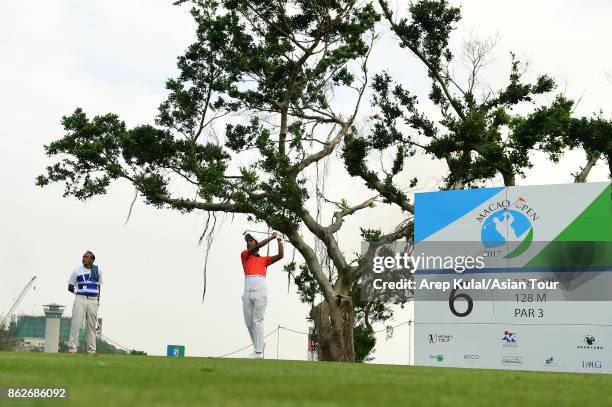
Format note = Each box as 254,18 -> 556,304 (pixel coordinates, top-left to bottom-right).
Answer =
241,250 -> 272,277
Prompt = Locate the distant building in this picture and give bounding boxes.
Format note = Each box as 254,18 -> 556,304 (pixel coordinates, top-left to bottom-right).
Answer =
43,304 -> 65,353
11,314 -> 125,354
14,314 -> 101,347
15,315 -> 76,343
14,337 -> 45,352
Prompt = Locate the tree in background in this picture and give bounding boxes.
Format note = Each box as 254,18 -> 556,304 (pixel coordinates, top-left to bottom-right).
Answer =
0,326 -> 16,351
359,0 -> 611,191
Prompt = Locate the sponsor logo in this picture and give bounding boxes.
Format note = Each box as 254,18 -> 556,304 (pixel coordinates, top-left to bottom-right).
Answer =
502,330 -> 516,342
582,361 -> 602,369
429,354 -> 445,363
502,330 -> 518,348
464,354 -> 479,363
477,197 -> 537,258
501,355 -> 523,366
577,335 -> 604,350
428,334 -> 453,344
544,356 -> 562,367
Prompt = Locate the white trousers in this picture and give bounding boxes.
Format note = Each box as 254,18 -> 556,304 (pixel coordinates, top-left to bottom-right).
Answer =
68,295 -> 99,353
242,287 -> 267,354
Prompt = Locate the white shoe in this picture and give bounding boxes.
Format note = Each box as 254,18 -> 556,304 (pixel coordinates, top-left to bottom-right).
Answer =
248,352 -> 264,359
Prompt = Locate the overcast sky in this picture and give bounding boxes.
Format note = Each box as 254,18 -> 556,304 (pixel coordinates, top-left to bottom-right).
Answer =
0,1 -> 610,362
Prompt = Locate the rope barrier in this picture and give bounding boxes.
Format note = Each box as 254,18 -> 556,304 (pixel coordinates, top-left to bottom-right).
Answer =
214,321 -> 413,359
279,326 -> 309,335
100,333 -> 131,352
102,321 -> 414,358
215,327 -> 280,358
373,320 -> 412,334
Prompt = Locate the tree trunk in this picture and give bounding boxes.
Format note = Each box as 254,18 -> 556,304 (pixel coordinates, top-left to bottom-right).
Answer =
309,295 -> 355,362
574,154 -> 600,183
502,171 -> 515,186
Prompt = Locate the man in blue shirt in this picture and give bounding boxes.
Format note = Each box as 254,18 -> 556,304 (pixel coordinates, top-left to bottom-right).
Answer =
67,251 -> 103,355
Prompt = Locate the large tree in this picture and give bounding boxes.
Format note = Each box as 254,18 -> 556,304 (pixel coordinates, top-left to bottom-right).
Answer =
351,0 -> 611,193
37,0 -> 609,362
38,0 -> 389,362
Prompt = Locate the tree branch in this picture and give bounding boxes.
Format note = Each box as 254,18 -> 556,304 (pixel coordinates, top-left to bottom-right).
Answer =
300,211 -> 349,274
285,229 -> 336,302
160,195 -> 245,213
328,196 -> 378,234
574,153 -> 601,183
379,1 -> 465,120
293,122 -> 350,173
351,219 -> 413,281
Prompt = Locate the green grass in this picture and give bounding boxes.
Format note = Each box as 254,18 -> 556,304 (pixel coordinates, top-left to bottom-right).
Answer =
1,353 -> 611,406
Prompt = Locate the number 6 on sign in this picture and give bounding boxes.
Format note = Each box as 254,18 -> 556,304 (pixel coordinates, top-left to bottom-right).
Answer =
449,288 -> 473,317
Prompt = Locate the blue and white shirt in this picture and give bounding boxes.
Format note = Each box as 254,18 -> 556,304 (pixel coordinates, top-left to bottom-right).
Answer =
68,266 -> 103,297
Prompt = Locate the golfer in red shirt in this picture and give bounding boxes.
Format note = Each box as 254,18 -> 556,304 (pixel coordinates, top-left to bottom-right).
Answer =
241,232 -> 284,358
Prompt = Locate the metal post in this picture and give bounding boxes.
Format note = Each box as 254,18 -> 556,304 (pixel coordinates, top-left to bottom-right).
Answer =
408,319 -> 412,365
276,325 -> 280,360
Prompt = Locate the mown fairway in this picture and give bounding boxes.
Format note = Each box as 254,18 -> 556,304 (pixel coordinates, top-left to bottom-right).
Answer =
1,352 -> 611,406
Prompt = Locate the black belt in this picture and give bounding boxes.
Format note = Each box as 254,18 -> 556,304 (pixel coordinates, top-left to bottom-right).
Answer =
78,293 -> 98,299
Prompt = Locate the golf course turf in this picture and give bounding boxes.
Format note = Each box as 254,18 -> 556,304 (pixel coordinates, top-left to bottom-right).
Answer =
1,352 -> 611,406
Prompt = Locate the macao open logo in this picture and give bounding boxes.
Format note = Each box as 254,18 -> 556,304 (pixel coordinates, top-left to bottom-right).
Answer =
477,197 -> 538,258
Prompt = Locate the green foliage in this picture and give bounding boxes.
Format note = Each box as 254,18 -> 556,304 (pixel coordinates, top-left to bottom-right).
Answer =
564,114 -> 612,172
356,0 -> 611,190
38,0 -> 381,231
58,342 -> 69,353
350,240 -> 412,362
361,54 -> 568,187
353,323 -> 376,362
0,326 -> 16,351
130,349 -> 148,355
286,262 -> 320,304
360,228 -> 382,242
380,0 -> 460,71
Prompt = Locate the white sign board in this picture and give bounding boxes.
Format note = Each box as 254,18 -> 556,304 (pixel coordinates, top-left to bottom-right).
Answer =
414,182 -> 611,373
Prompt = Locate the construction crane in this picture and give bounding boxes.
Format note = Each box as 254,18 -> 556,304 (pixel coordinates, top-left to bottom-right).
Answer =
1,276 -> 37,329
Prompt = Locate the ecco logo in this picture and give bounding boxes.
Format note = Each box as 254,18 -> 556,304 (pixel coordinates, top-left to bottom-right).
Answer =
582,361 -> 602,369
464,354 -> 479,360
